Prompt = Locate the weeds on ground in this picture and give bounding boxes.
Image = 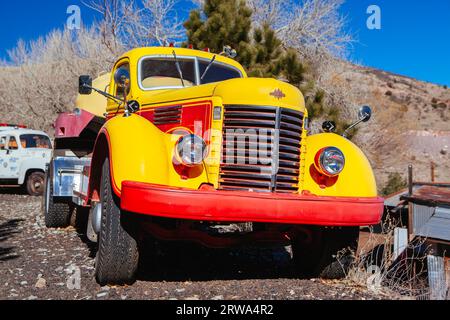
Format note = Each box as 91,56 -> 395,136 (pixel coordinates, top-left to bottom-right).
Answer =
343,211 -> 432,299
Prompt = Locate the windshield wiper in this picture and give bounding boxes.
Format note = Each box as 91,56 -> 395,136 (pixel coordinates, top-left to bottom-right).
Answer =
200,55 -> 216,81
172,50 -> 185,87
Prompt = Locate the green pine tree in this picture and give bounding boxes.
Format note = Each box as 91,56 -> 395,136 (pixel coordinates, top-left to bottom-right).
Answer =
184,0 -> 253,66
184,0 -> 349,136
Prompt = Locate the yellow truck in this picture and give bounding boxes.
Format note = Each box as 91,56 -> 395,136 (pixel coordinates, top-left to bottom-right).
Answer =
43,46 -> 383,285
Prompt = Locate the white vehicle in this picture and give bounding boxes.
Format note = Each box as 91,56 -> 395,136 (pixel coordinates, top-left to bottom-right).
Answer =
0,124 -> 52,195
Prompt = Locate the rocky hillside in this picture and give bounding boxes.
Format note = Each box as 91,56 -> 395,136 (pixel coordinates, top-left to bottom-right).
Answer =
339,64 -> 450,190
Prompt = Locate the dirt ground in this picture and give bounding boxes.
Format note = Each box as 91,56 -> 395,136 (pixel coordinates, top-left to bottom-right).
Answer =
0,191 -> 393,300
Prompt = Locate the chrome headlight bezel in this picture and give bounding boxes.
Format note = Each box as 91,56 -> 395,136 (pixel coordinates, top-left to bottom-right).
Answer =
175,134 -> 208,166
316,147 -> 345,176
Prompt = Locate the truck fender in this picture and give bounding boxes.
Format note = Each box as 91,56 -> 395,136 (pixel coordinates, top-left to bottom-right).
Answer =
17,158 -> 47,185
88,114 -> 173,201
302,133 -> 378,198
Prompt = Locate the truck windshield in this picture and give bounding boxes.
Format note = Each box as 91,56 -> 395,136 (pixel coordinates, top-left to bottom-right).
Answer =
139,56 -> 243,90
198,60 -> 242,84
140,58 -> 196,89
20,134 -> 52,149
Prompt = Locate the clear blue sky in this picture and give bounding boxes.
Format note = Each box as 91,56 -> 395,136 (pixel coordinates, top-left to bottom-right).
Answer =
1,0 -> 449,86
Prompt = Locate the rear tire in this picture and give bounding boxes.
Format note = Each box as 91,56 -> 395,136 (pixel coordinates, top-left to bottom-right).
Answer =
43,169 -> 72,228
26,171 -> 45,196
292,227 -> 359,279
95,157 -> 139,286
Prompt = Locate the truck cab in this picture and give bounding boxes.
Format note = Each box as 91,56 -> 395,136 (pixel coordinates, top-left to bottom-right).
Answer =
0,124 -> 52,195
44,47 -> 384,285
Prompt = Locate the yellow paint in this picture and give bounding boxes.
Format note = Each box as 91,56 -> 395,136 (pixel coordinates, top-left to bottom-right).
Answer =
301,133 -> 378,197
75,72 -> 110,117
104,114 -> 209,192
90,46 -> 378,198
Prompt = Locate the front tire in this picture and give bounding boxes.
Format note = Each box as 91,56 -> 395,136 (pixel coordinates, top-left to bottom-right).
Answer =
95,157 -> 139,286
43,169 -> 72,228
292,227 -> 359,279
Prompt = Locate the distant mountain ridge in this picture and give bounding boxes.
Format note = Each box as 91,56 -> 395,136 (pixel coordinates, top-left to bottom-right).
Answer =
341,63 -> 450,188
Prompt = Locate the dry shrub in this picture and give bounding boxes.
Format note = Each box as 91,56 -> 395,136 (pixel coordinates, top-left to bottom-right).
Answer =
0,0 -> 184,133
0,27 -> 121,133
344,212 -> 432,299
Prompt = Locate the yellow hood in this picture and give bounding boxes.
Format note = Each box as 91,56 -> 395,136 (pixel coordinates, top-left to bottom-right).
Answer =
139,77 -> 306,113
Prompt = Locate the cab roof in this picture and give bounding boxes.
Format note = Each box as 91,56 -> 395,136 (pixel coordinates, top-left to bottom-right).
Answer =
0,127 -> 49,137
117,46 -> 247,76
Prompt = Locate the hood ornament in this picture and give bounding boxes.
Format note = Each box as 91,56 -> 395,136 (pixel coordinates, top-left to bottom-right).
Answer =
270,89 -> 286,100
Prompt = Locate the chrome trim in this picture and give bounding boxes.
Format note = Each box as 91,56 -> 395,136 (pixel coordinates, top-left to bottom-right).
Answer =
52,156 -> 91,198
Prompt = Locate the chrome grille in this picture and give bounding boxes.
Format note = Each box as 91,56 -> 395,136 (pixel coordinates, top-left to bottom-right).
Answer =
219,105 -> 303,193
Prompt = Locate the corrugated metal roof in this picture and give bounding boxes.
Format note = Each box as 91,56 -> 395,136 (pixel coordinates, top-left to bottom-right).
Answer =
415,206 -> 450,241
401,185 -> 450,207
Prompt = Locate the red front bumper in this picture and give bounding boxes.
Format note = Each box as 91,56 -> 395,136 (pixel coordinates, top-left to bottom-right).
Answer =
120,181 -> 384,226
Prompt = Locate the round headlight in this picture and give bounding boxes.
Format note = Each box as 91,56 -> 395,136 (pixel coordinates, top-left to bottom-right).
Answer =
175,134 -> 208,166
316,147 -> 345,176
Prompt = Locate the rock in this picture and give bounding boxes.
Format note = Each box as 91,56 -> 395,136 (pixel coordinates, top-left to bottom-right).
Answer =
20,281 -> 28,286
212,295 -> 224,300
175,288 -> 186,293
96,292 -> 108,298
35,277 -> 47,289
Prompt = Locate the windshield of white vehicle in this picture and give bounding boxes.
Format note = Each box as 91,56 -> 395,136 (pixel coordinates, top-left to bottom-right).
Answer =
199,60 -> 242,84
20,134 -> 52,149
140,58 -> 196,89
139,57 -> 243,90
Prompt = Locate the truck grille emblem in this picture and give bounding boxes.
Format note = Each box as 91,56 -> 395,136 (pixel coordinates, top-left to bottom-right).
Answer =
270,89 -> 286,100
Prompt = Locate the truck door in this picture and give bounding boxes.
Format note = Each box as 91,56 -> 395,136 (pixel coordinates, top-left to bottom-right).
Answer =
0,135 -> 20,179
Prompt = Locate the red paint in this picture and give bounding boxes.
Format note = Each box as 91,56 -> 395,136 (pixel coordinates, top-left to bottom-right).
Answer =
172,157 -> 204,179
139,101 -> 213,142
0,123 -> 27,128
54,109 -> 95,138
121,181 -> 384,226
309,164 -> 338,188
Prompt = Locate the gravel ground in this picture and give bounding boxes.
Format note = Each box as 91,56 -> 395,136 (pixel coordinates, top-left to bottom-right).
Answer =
0,191 -> 389,300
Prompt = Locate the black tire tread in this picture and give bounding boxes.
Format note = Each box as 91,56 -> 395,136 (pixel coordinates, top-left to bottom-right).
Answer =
95,157 -> 139,285
44,169 -> 71,228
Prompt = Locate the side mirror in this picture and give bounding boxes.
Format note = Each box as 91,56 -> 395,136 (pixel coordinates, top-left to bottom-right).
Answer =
342,105 -> 373,138
358,105 -> 372,122
79,75 -> 93,95
114,68 -> 130,89
322,120 -> 336,133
